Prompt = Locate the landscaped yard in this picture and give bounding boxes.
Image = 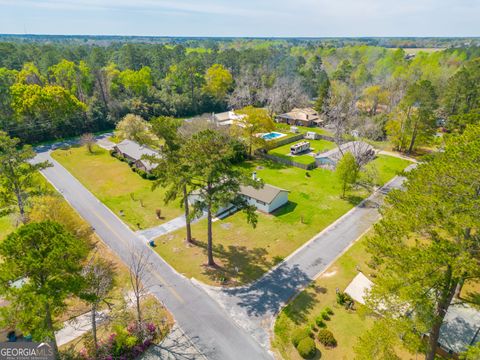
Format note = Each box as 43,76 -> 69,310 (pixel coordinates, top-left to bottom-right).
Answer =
153,155 -> 412,285
272,234 -> 415,360
52,145 -> 184,230
268,139 -> 336,165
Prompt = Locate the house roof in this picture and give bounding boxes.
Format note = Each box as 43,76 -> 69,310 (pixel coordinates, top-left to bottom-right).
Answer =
344,272 -> 480,355
277,108 -> 319,122
316,141 -> 374,161
214,111 -> 245,123
114,139 -> 159,170
439,304 -> 480,354
240,183 -> 289,204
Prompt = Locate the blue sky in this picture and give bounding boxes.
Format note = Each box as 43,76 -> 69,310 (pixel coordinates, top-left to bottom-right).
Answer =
0,0 -> 479,37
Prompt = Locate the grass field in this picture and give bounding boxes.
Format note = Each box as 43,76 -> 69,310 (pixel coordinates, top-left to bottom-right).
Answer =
402,47 -> 445,55
52,145 -> 184,230
153,155 -> 411,285
272,234 -> 415,360
274,123 -> 333,137
268,139 -> 336,165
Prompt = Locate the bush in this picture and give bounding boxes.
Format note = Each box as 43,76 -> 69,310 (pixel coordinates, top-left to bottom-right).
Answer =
320,311 -> 330,321
315,316 -> 326,328
291,327 -> 312,347
336,291 -> 354,309
297,337 -> 317,359
324,307 -> 334,315
317,329 -> 337,347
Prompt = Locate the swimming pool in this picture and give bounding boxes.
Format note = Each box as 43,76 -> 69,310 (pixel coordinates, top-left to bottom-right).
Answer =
261,132 -> 286,140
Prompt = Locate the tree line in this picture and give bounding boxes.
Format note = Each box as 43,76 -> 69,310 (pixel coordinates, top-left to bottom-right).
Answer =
0,40 -> 479,149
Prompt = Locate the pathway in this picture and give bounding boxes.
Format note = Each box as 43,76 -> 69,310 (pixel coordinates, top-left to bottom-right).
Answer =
193,170 -> 413,348
35,142 -> 414,359
34,151 -> 272,360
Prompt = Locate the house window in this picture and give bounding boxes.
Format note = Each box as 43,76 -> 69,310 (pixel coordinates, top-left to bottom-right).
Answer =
257,200 -> 266,205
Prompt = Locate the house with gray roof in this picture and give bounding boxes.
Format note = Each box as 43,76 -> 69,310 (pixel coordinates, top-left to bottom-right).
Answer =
188,181 -> 289,216
315,141 -> 375,168
239,183 -> 289,213
113,139 -> 158,172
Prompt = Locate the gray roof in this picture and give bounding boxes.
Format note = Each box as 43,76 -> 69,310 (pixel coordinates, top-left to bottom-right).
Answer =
316,141 -> 374,161
114,139 -> 159,170
439,304 -> 480,354
240,184 -> 289,204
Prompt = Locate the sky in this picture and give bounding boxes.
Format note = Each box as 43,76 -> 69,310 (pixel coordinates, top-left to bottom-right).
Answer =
0,0 -> 479,37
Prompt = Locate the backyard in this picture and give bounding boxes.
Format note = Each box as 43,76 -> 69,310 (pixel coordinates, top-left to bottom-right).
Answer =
272,233 -> 415,360
153,155 -> 412,285
52,145 -> 184,230
268,139 -> 337,165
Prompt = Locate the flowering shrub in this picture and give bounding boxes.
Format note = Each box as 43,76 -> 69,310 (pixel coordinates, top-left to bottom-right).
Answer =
79,321 -> 159,360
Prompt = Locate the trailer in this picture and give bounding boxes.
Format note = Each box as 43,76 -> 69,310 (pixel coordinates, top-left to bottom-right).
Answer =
290,141 -> 310,155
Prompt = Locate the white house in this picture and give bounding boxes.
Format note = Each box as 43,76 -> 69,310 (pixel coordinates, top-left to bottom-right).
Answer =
188,183 -> 289,216
211,111 -> 246,127
239,184 -> 289,213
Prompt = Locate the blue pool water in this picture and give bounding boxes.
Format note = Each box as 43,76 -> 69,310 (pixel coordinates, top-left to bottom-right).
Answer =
261,132 -> 285,140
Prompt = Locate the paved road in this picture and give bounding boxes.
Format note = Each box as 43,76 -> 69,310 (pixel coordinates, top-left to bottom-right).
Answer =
34,151 -> 272,360
196,171 -> 413,348
34,142 -> 414,359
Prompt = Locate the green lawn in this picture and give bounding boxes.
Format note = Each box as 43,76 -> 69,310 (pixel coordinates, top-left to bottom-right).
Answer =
274,123 -> 333,137
272,234 -> 415,360
268,139 -> 336,165
52,145 -> 184,230
153,155 -> 412,285
0,216 -> 14,242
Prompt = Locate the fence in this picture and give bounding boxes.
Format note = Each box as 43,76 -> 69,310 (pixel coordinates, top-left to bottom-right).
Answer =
268,133 -> 305,149
261,153 -> 317,170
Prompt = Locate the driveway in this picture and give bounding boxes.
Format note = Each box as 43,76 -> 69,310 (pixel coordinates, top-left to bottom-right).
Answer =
34,151 -> 271,360
35,143 -> 413,359
193,173 -> 411,348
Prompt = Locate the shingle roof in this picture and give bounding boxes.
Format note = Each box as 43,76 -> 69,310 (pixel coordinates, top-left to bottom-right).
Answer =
240,184 -> 289,204
114,139 -> 159,170
277,108 -> 319,121
316,141 -> 374,161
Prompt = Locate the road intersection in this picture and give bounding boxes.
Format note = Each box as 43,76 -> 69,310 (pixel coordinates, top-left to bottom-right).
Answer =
34,147 -> 412,360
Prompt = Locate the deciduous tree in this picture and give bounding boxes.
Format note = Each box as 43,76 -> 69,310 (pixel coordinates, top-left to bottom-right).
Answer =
236,106 -> 274,158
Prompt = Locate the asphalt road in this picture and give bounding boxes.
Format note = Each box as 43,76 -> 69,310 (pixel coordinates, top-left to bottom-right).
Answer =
34,142 -> 415,359
34,151 -> 272,360
199,171 -> 412,347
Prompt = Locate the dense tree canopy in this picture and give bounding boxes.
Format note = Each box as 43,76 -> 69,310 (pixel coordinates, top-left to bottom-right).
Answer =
0,39 -> 477,146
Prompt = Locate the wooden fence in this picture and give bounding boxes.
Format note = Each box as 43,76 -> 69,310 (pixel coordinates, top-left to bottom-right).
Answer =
261,153 -> 317,170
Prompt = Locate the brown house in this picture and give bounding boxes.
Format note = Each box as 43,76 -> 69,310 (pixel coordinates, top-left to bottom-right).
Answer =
275,108 -> 323,127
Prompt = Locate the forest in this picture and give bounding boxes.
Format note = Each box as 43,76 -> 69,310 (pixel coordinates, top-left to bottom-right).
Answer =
0,37 -> 479,147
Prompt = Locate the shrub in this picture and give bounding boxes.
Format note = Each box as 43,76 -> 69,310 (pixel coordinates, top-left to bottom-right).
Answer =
336,291 -> 353,306
324,307 -> 334,315
297,337 -> 317,359
315,316 -> 326,328
291,327 -> 312,347
317,329 -> 337,348
320,310 -> 330,321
